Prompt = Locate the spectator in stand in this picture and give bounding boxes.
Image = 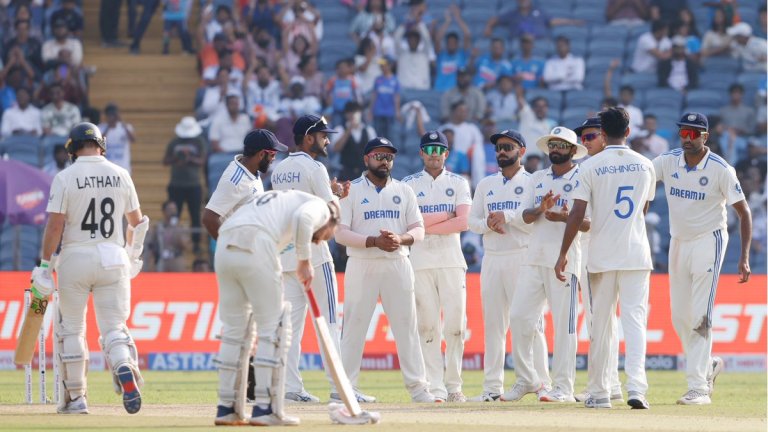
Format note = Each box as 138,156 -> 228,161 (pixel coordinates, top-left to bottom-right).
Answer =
244,64 -> 281,127
50,0 -> 83,37
395,26 -> 434,91
41,83 -> 80,137
278,76 -> 321,119
204,4 -> 235,43
509,34 -> 545,90
604,60 -> 644,132
516,92 -> 556,159
442,127 -> 470,181
163,116 -> 205,254
543,36 -> 585,91
701,7 -> 731,58
0,86 -> 41,138
325,58 -> 360,125
354,37 -> 382,96
130,0 -> 161,54
146,200 -> 190,271
483,0 -> 584,40
198,67 -> 241,120
246,27 -> 279,72
649,0 -> 687,24
99,103 -> 135,172
486,75 -> 519,124
12,4 -> 45,41
756,6 -> 767,39
631,20 -> 671,73
333,101 -> 377,181
349,0 -> 395,43
727,23 -> 767,72
44,143 -> 71,177
162,0 -> 195,55
474,38 -> 511,91
636,114 -> 668,158
245,0 -> 279,37
366,14 -> 396,59
440,67 -> 485,122
481,119 -> 501,176
402,0 -> 436,39
100,0 -> 124,47
277,0 -> 324,43
523,153 -> 542,173
292,55 -> 323,99
210,94 -> 252,153
2,47 -> 36,91
433,5 -> 471,92
281,30 -> 316,77
3,19 -> 43,77
204,49 -> 246,88
200,33 -> 234,75
42,19 -> 83,67
368,57 -> 400,139
720,83 -> 756,137
37,54 -> 85,107
440,101 -> 485,189
658,36 -> 699,92
605,0 -> 649,27
673,7 -> 701,58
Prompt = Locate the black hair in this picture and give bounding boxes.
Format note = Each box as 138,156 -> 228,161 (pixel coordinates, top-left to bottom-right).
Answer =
729,83 -> 744,93
599,107 -> 630,139
298,54 -> 314,70
645,113 -> 657,121
450,100 -> 465,112
531,96 -> 548,107
365,0 -> 387,13
555,35 -> 570,44
651,20 -> 668,34
445,31 -> 459,41
357,37 -> 374,56
602,96 -> 618,107
619,85 -> 635,94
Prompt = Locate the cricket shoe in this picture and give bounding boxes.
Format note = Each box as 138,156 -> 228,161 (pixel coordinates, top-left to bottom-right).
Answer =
57,396 -> 89,414
707,357 -> 724,396
249,405 -> 300,426
447,391 -> 467,402
468,391 -> 500,402
500,383 -> 542,402
677,389 -> 711,405
584,396 -> 611,409
285,390 -> 320,403
627,391 -> 650,409
575,390 -> 623,402
411,388 -> 437,403
537,383 -> 552,399
539,387 -> 576,402
330,389 -> 377,403
117,365 -> 142,414
214,405 -> 247,426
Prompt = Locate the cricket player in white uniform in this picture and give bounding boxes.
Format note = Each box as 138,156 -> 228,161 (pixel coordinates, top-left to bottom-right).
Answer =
270,114 -> 350,403
652,112 -> 752,405
556,107 -> 655,410
572,117 -> 623,403
468,129 -> 551,402
403,130 -> 472,403
334,137 -> 435,403
214,189 -> 339,426
509,127 -> 589,403
32,123 -> 147,414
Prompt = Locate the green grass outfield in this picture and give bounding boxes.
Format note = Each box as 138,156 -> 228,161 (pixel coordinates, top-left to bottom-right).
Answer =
0,370 -> 765,431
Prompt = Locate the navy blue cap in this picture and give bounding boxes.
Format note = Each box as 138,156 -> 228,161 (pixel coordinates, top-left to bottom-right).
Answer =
490,129 -> 526,147
420,130 -> 448,148
292,115 -> 338,136
676,112 -> 709,131
364,137 -> 398,155
244,129 -> 288,153
573,117 -> 601,136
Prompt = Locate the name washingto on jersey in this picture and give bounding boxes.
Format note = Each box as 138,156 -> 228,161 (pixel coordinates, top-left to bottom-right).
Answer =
364,210 -> 401,220
419,203 -> 455,213
594,163 -> 649,176
487,201 -> 520,211
76,175 -> 122,189
272,172 -> 300,184
669,187 -> 706,201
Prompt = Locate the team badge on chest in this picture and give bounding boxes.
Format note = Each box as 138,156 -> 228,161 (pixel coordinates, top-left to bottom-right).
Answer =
515,186 -> 524,195
563,183 -> 573,192
699,176 -> 709,186
446,188 -> 454,197
393,195 -> 401,204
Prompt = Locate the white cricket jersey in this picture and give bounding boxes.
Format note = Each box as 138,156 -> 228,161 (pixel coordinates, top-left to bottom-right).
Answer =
526,165 -> 583,276
270,152 -> 335,270
469,169 -> 533,254
219,190 -> 330,260
340,174 -> 423,259
653,148 -> 745,240
403,169 -> 472,270
573,145 -> 655,272
205,155 -> 264,221
46,156 -> 140,248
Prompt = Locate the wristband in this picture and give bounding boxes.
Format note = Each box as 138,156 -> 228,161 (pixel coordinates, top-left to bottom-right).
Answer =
40,259 -> 50,269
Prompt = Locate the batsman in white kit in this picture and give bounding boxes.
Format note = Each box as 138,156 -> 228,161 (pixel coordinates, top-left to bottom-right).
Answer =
213,189 -> 340,426
334,137 -> 435,403
403,131 -> 472,403
510,127 -> 589,404
270,114 -> 349,403
468,129 -> 551,402
556,107 -> 655,410
652,112 -> 752,405
32,122 -> 147,414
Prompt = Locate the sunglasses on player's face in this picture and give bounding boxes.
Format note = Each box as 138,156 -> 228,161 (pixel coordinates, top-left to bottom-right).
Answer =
495,142 -> 519,152
679,128 -> 704,140
581,132 -> 600,142
547,140 -> 573,150
422,145 -> 447,156
262,149 -> 277,157
368,152 -> 395,162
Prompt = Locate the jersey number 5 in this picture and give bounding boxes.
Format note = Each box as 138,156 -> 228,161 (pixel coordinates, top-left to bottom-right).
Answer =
81,197 -> 115,239
613,186 -> 635,219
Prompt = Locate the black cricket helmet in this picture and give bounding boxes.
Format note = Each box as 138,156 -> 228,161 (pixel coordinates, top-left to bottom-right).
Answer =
65,122 -> 106,155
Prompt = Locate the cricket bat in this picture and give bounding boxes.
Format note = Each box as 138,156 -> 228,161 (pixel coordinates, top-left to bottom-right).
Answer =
304,285 -> 362,417
14,289 -> 49,365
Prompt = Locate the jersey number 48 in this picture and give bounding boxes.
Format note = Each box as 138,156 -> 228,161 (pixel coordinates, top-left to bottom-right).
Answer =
81,197 -> 115,239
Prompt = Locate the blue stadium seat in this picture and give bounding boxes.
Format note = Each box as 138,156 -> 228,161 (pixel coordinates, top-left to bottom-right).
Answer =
628,23 -> 651,39
697,72 -> 735,92
206,152 -> 238,196
568,38 -> 588,57
531,38 -> 555,59
538,0 -> 573,13
587,39 -> 625,59
701,56 -> 741,74
402,89 -> 441,119
686,89 -> 726,109
737,72 -> 766,94
525,88 -> 563,111
551,25 -> 589,42
560,106 -> 593,122
40,135 -> 68,168
571,6 -> 605,24
1,136 -> 41,167
573,0 -> 606,7
563,90 -> 603,111
620,72 -> 657,90
641,88 -> 684,111
589,24 -> 629,43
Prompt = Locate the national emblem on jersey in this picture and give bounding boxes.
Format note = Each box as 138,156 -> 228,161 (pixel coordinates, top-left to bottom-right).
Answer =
446,188 -> 454,197
514,186 -> 524,194
393,195 -> 401,204
563,183 -> 573,192
699,176 -> 708,186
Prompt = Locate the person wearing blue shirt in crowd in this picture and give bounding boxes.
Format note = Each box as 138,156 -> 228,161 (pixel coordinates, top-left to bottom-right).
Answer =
474,38 -> 511,91
369,57 -> 401,139
442,128 -> 470,182
483,0 -> 583,40
509,34 -> 545,90
433,5 -> 472,92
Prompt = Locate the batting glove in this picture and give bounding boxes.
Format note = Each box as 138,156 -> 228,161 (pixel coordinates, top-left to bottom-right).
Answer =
30,260 -> 54,298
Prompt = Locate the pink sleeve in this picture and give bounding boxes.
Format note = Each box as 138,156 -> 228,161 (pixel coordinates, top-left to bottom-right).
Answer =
334,225 -> 368,248
422,212 -> 451,227
427,205 -> 470,235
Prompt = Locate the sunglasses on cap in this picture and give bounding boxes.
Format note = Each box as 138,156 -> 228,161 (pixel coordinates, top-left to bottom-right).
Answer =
422,145 -> 447,156
495,143 -> 519,152
368,152 -> 395,162
304,116 -> 328,136
581,132 -> 600,142
679,129 -> 704,140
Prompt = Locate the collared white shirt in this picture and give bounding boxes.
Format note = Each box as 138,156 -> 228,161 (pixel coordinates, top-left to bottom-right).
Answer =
99,121 -> 133,172
205,154 -> 264,221
653,148 -> 744,240
519,103 -> 556,159
573,145 -> 656,272
543,53 -> 585,91
632,32 -> 671,73
440,121 -> 485,189
1,105 -> 42,138
403,169 -> 472,270
209,112 -> 252,153
340,174 -> 423,259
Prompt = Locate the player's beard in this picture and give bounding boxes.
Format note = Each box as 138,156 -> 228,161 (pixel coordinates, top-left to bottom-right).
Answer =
257,155 -> 271,174
310,138 -> 328,157
497,154 -> 518,168
368,165 -> 390,179
548,152 -> 572,165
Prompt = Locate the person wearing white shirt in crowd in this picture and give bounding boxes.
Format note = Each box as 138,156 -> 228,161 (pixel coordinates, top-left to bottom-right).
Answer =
199,68 -> 244,120
486,75 -> 519,124
727,22 -> 767,72
99,103 -> 134,172
41,83 -> 81,137
638,114 -> 668,158
209,95 -> 252,153
441,101 -> 485,189
631,20 -> 672,73
1,87 -> 41,138
244,65 -> 281,124
333,101 -> 378,181
41,20 -> 83,66
543,36 -> 585,91
365,15 -> 396,60
394,27 -> 434,90
277,77 -> 321,118
516,90 -> 557,159
203,49 -> 245,89
603,60 -> 644,133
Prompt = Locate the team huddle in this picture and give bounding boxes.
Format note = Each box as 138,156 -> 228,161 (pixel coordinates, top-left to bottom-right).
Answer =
27,105 -> 752,425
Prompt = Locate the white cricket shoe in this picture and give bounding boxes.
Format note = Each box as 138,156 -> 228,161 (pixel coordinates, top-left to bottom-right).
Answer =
411,388 -> 437,403
627,391 -> 650,409
249,405 -> 300,426
707,357 -> 724,396
574,389 -> 589,402
500,383 -> 541,402
576,390 -> 623,402
285,390 -> 320,403
677,390 -> 712,405
539,387 -> 576,402
330,389 -> 377,403
214,405 -> 247,426
584,396 -> 611,409
57,396 -> 89,414
447,391 -> 467,403
468,391 -> 500,402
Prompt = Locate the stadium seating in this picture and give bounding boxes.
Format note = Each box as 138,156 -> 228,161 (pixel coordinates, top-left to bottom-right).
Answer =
641,88 -> 684,111
1,136 -> 42,167
206,152 -> 238,197
686,89 -> 726,110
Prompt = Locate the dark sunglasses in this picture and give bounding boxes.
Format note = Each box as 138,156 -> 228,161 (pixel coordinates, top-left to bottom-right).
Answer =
422,145 -> 447,155
262,149 -> 277,157
679,129 -> 703,140
547,140 -> 573,150
581,132 -> 600,142
495,143 -> 517,152
368,152 -> 395,162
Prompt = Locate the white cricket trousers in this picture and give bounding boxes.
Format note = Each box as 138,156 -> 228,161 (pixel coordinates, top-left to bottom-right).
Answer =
341,256 -> 429,397
480,251 -> 550,395
284,262 -> 339,394
414,267 -> 466,399
586,270 -> 650,399
511,265 -> 578,394
669,229 -> 727,393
